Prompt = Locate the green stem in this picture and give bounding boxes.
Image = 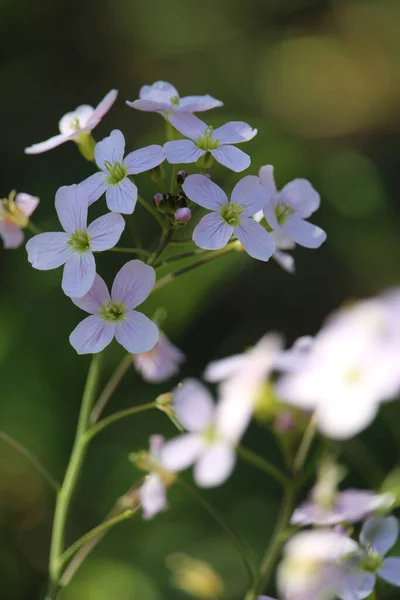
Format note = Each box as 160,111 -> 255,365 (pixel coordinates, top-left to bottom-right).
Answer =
170,164 -> 178,195
27,221 -> 42,235
293,413 -> 317,474
147,225 -> 175,266
90,353 -> 132,425
48,354 -> 102,586
236,444 -> 288,486
0,430 -> 59,493
108,247 -> 151,258
86,402 -> 157,440
155,248 -> 209,267
136,193 -> 165,228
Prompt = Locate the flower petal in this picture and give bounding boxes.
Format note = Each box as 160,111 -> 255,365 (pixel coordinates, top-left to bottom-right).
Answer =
212,121 -> 257,144
124,145 -> 165,174
62,253 -> 96,298
273,250 -> 295,273
178,95 -> 223,112
164,140 -> 204,164
94,129 -> 125,171
139,81 -> 179,103
115,310 -> 159,354
194,442 -> 236,488
235,218 -> 275,261
88,213 -> 125,252
69,315 -> 115,355
282,217 -> 327,249
317,396 -> 378,440
79,172 -> 107,206
89,89 -> 118,124
193,213 -> 233,250
361,516 -> 399,555
15,193 -> 39,217
111,259 -> 156,308
24,133 -> 69,154
204,354 -> 247,383
0,222 -> 24,249
72,274 -> 111,314
378,558 -> 400,586
105,178 -> 138,214
183,174 -> 228,210
160,433 -> 203,472
259,165 -> 277,195
279,179 -> 320,218
138,474 -> 167,520
211,146 -> 251,172
169,112 -> 207,140
55,185 -> 88,234
337,570 -> 376,600
172,379 -> 215,432
231,175 -> 267,217
26,232 -> 70,269
126,98 -> 172,112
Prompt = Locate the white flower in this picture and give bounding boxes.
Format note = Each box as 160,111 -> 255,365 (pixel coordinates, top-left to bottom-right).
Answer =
0,192 -> 39,249
133,331 -> 185,383
138,435 -> 168,520
254,209 -> 296,273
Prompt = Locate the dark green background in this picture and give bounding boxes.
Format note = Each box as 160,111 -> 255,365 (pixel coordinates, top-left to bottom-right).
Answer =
1,0 -> 400,598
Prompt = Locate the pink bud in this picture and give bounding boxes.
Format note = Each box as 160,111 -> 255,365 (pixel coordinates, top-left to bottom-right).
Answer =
153,193 -> 163,208
175,207 -> 192,224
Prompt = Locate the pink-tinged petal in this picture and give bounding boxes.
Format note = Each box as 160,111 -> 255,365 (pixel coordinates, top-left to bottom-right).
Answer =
139,81 -> 179,103
88,213 -> 125,251
361,516 -> 399,555
15,193 -> 39,217
124,145 -> 165,175
126,98 -> 172,112
164,140 -> 204,164
72,274 -> 110,314
105,178 -> 137,215
115,310 -> 159,354
173,379 -> 215,432
59,107 -> 94,134
204,354 -> 247,383
273,250 -> 295,274
193,213 -> 233,250
212,121 -> 257,144
80,172 -> 107,206
379,558 -> 400,586
235,218 -> 275,261
55,185 -> 88,234
138,474 -> 167,520
231,175 -> 267,217
259,165 -> 277,195
279,179 -> 320,218
169,112 -> 207,140
178,95 -> 223,112
0,221 -> 23,249
133,333 -> 185,383
194,442 -> 236,488
282,217 -> 326,249
89,89 -> 118,124
183,174 -> 228,210
24,133 -> 69,154
69,315 -> 115,355
211,146 -> 250,172
94,129 -> 125,171
149,434 -> 165,459
26,232 -> 70,269
160,433 -> 203,472
62,253 -> 96,298
111,259 -> 156,308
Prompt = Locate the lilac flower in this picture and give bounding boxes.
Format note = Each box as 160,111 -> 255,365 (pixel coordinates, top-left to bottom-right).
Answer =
26,185 -> 124,298
338,516 -> 400,600
164,113 -> 257,172
126,80 -> 222,115
80,130 -> 165,214
259,165 -> 326,249
25,89 -> 118,154
182,174 -> 275,260
160,379 -> 242,488
0,192 -> 39,249
254,210 -> 296,273
133,331 -> 185,383
138,435 -> 169,520
69,260 -> 159,355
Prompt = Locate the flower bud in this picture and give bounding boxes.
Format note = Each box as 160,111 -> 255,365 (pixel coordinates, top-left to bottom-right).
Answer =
177,170 -> 188,185
175,207 -> 192,224
153,193 -> 164,208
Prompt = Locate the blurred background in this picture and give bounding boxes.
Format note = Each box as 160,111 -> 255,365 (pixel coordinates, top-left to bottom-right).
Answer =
1,0 -> 400,598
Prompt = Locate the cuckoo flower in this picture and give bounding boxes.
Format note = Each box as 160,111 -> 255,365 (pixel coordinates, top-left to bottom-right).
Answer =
26,185 -> 124,298
133,331 -> 185,383
254,210 -> 296,273
164,113 -> 257,172
137,435 -> 173,520
25,89 -> 118,154
69,260 -> 158,355
259,165 -> 326,249
126,80 -> 222,115
0,191 -> 39,249
80,129 -> 165,214
160,379 -> 243,488
182,174 -> 274,260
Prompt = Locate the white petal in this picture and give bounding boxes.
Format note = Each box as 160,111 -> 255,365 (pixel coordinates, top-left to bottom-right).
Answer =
105,178 -> 138,214
115,310 -> 159,354
279,178 -> 320,218
26,232 -> 70,270
211,146 -> 251,172
0,222 -> 23,249
235,218 -> 275,261
89,89 -> 118,124
204,354 -> 247,383
212,121 -> 257,144
138,474 -> 167,520
283,217 -> 326,249
361,516 -> 399,555
94,129 -> 125,171
317,396 -> 378,440
55,185 -> 88,234
79,172 -> 107,206
88,213 -> 125,251
183,174 -> 228,210
193,213 -> 233,250
337,571 -> 376,600
379,558 -> 400,586
160,434 -> 203,472
194,442 -> 236,488
71,274 -> 111,314
139,81 -> 179,103
173,379 -> 215,432
15,193 -> 39,217
111,259 -> 156,308
59,107 -> 93,134
127,98 -> 172,112
231,175 -> 268,217
178,95 -> 223,112
24,133 -> 69,154
259,165 -> 277,195
169,112 -> 207,140
69,315 -> 115,355
273,250 -> 295,273
164,140 -> 204,164
62,253 -> 96,298
124,145 -> 165,174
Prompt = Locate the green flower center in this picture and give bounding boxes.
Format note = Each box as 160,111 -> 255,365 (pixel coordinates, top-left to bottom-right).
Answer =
68,230 -> 91,253
275,202 -> 296,226
104,161 -> 128,185
360,549 -> 383,573
344,367 -> 363,385
220,202 -> 244,227
1,191 -> 28,228
203,425 -> 218,446
196,126 -> 220,151
170,96 -> 180,107
70,116 -> 81,132
100,301 -> 126,323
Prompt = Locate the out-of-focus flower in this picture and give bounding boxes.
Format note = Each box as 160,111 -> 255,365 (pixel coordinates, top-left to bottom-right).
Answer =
25,89 -> 118,154
338,516 -> 400,600
132,332 -> 185,383
164,113 -> 257,172
254,209 -> 295,273
26,185 -> 124,297
126,81 -> 222,115
182,174 -> 274,260
69,260 -> 158,355
166,553 -> 225,599
0,191 -> 39,249
80,130 -> 165,214
160,379 -> 244,487
259,165 -> 326,249
278,529 -> 358,600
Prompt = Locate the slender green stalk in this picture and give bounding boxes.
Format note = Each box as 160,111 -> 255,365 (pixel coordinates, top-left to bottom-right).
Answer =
86,401 -> 157,440
236,444 -> 288,486
123,214 -> 142,248
90,354 -> 132,425
293,413 -> 317,474
170,164 -> 178,195
169,238 -> 194,245
108,247 -> 151,258
155,248 -> 209,268
147,225 -> 175,266
0,430 -> 59,493
136,193 -> 165,228
48,354 -> 102,587
27,221 -> 42,235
